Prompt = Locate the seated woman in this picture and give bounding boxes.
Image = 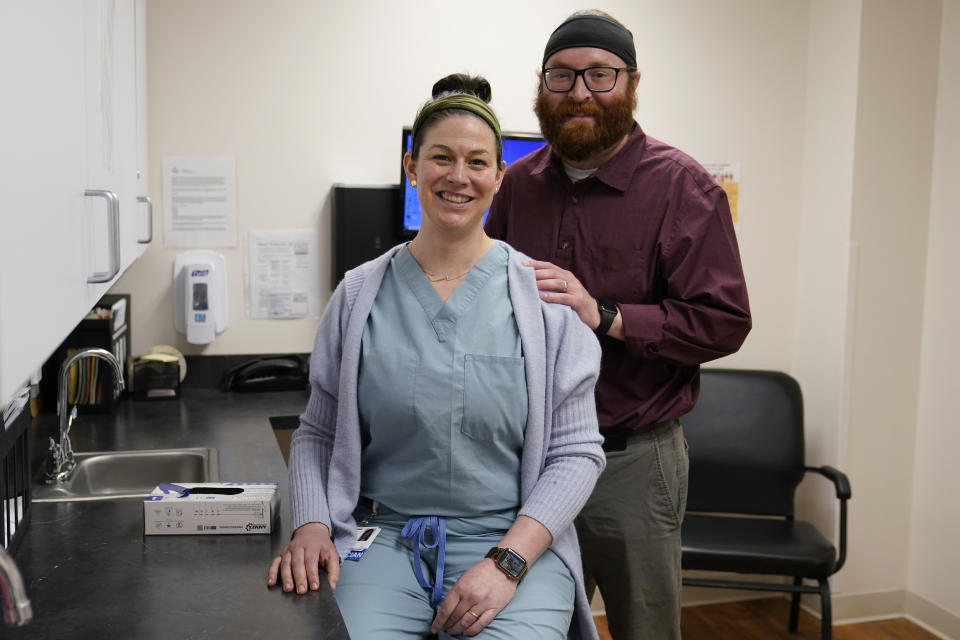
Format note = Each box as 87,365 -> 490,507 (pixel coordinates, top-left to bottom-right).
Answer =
267,73 -> 604,640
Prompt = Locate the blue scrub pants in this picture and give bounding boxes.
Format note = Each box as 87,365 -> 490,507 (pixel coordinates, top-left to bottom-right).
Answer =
335,506 -> 574,640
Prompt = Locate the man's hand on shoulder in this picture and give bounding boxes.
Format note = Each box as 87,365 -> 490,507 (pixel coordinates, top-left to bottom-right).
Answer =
523,259 -> 623,341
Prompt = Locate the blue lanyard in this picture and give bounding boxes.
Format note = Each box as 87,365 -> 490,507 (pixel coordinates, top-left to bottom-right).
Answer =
400,515 -> 447,607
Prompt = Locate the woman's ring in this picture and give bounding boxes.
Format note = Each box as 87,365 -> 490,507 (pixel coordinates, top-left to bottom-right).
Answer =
562,280 -> 568,292
467,610 -> 481,619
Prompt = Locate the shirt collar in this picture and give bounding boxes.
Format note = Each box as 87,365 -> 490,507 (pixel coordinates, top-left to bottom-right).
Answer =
532,122 -> 646,193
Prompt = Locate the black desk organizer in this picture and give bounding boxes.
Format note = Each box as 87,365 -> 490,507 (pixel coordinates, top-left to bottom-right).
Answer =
40,294 -> 131,414
1,407 -> 31,553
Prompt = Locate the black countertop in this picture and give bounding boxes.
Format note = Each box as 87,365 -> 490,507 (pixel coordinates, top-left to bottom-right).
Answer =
9,386 -> 350,640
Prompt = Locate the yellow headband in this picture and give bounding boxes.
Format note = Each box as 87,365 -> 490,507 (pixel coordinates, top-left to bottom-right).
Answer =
411,93 -> 502,148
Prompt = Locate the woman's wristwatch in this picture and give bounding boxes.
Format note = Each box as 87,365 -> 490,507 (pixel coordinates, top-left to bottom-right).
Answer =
486,547 -> 529,582
595,298 -> 618,337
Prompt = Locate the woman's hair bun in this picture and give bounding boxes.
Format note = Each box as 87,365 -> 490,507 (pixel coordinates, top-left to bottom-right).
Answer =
431,73 -> 492,103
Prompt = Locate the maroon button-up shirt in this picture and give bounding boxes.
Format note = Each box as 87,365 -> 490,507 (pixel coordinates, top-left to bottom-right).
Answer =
486,124 -> 751,431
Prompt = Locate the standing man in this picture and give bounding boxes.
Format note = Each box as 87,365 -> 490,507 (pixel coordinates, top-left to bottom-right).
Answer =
485,10 -> 752,640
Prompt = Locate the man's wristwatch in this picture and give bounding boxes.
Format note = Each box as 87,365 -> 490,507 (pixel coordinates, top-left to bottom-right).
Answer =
485,547 -> 529,582
595,298 -> 618,337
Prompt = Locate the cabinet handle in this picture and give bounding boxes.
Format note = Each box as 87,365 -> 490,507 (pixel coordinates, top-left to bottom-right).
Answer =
84,189 -> 121,283
137,195 -> 153,244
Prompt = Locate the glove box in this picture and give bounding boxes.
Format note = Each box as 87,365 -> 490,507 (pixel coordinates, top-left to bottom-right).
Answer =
143,482 -> 279,535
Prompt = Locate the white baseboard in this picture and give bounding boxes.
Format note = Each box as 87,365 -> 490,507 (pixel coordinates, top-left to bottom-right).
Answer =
596,582 -> 960,639
802,588 -> 906,621
719,587 -> 958,640
905,591 -> 960,640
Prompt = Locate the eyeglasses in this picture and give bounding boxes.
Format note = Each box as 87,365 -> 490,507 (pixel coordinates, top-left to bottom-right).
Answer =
542,66 -> 633,93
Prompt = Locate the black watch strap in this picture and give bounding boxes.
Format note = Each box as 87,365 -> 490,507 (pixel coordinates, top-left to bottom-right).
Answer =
595,298 -> 617,337
485,546 -> 529,581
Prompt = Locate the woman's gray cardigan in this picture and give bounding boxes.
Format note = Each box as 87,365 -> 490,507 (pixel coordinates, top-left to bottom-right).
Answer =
289,241 -> 605,640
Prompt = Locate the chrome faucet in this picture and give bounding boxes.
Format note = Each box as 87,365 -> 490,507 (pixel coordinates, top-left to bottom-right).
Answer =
0,547 -> 31,626
46,347 -> 125,483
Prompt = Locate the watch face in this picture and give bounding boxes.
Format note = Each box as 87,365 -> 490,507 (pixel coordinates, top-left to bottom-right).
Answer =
499,549 -> 527,577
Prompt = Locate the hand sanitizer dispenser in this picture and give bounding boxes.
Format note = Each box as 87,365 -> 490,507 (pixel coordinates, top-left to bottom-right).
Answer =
174,251 -> 228,344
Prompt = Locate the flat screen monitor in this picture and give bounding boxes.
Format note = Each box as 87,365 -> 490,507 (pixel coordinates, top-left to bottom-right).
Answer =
399,127 -> 546,238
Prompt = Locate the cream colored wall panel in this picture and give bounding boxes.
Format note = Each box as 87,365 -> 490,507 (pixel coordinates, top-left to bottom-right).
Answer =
117,0 -> 806,363
843,0 -> 941,595
790,1 -> 863,558
908,0 -> 960,619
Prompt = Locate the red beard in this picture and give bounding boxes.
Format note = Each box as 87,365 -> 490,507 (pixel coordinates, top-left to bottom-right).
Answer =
535,88 -> 636,163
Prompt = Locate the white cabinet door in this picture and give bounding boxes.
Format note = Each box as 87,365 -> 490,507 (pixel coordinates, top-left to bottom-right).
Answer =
1,2 -> 95,405
134,0 -> 152,255
83,0 -> 140,276
0,0 -> 144,405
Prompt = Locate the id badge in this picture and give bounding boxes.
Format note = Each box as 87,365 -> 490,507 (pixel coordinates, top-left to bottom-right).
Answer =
345,526 -> 381,561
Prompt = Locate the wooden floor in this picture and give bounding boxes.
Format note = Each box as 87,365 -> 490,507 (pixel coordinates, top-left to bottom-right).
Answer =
594,598 -> 941,640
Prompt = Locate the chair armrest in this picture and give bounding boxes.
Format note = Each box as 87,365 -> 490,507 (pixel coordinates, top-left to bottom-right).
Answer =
804,465 -> 851,574
806,465 -> 851,500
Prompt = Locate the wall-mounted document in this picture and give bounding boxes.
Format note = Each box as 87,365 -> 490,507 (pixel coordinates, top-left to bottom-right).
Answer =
247,230 -> 320,319
704,162 -> 740,226
163,156 -> 238,247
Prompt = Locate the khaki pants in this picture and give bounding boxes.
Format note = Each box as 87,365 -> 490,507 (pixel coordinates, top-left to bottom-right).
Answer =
575,419 -> 688,640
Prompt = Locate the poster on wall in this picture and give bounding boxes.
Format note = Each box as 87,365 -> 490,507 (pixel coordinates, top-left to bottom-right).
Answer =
162,156 -> 238,247
246,229 -> 321,320
703,162 -> 740,227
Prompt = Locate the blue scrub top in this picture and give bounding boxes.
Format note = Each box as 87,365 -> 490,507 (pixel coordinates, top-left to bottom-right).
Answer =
357,243 -> 527,517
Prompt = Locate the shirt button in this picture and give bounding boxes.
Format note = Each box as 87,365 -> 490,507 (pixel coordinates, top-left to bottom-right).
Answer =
571,196 -> 579,204
560,241 -> 570,250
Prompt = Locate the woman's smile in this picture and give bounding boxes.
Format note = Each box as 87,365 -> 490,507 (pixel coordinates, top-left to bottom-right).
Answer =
438,191 -> 474,205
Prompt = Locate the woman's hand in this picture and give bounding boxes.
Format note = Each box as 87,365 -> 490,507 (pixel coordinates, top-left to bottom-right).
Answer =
430,558 -> 518,637
267,522 -> 340,594
432,515 -> 551,636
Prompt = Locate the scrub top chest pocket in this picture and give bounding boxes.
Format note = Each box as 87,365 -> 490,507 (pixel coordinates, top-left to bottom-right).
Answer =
461,354 -> 527,444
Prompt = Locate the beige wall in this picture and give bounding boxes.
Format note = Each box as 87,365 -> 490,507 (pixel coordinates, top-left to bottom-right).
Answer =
843,0 -> 941,597
908,0 -> 960,634
111,0 -> 959,632
116,0 -> 806,370
791,0 -> 862,547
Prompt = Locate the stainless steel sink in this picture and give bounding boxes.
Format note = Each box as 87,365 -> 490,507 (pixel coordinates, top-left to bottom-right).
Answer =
32,447 -> 219,503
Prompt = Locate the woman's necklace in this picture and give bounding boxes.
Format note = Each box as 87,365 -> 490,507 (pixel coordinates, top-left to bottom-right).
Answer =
408,242 -> 478,283
422,268 -> 471,283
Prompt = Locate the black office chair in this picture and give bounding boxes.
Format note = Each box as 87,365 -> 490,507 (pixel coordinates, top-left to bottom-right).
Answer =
680,369 -> 851,640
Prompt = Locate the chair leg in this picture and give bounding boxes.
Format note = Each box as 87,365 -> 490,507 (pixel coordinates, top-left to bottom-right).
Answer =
789,576 -> 802,632
819,577 -> 832,640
